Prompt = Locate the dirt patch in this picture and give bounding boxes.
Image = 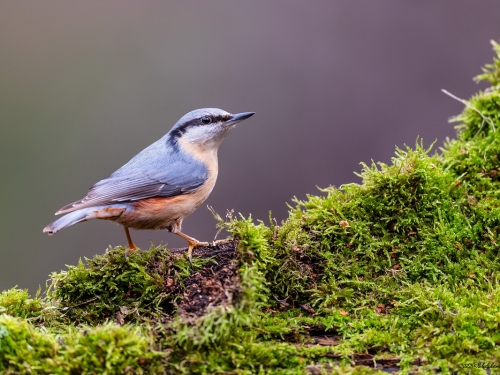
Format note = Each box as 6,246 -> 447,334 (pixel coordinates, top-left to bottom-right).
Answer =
301,326 -> 424,373
306,355 -> 423,374
308,333 -> 342,346
170,240 -> 241,317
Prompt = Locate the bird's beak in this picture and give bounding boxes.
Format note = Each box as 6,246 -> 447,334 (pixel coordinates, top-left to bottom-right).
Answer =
226,112 -> 255,126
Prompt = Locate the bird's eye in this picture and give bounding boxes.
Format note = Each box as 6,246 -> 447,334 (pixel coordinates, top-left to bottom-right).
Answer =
201,116 -> 212,125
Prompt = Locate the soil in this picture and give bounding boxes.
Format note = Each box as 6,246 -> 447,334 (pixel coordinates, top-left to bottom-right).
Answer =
169,240 -> 241,317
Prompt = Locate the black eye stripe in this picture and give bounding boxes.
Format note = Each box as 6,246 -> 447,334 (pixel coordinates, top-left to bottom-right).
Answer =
199,114 -> 232,124
169,114 -> 233,139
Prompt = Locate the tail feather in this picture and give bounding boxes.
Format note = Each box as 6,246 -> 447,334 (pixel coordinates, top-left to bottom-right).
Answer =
43,209 -> 91,235
43,205 -> 126,235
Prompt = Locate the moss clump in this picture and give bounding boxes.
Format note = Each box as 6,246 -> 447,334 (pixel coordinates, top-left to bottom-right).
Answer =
0,288 -> 44,319
0,314 -> 161,374
264,142 -> 500,311
3,40 -> 500,374
47,245 -> 176,325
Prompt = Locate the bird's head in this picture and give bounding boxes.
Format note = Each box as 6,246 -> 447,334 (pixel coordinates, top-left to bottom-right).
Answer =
168,108 -> 254,150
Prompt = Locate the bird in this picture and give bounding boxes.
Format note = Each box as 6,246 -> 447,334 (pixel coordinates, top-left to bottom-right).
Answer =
43,108 -> 255,263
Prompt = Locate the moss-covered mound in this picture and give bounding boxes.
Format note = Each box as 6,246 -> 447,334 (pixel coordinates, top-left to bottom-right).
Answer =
3,41 -> 500,374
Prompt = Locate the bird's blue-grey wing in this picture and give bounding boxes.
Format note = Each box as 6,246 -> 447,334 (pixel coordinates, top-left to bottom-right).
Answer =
56,138 -> 208,214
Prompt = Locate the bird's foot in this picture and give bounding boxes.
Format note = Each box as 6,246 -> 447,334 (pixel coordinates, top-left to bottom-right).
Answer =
124,244 -> 138,260
187,239 -> 209,267
124,227 -> 138,259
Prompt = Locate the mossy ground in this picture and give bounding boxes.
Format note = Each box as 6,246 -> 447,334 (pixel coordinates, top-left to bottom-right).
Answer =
3,41 -> 500,374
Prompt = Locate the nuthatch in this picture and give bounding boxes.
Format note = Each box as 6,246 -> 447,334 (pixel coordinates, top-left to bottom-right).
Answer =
44,108 -> 255,262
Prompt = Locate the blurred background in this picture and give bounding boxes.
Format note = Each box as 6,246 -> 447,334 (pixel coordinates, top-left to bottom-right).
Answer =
1,1 -> 499,293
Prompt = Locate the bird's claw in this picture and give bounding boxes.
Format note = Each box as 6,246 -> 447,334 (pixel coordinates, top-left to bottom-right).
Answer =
186,240 -> 208,268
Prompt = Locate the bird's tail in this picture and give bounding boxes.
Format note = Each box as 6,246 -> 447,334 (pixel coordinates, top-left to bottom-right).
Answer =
43,205 -> 126,235
43,209 -> 92,235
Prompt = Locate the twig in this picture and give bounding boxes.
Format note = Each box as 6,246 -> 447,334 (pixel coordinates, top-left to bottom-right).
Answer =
437,299 -> 457,317
273,295 -> 290,307
61,296 -> 100,310
441,89 -> 496,132
474,119 -> 486,139
437,300 -> 446,316
60,296 -> 100,316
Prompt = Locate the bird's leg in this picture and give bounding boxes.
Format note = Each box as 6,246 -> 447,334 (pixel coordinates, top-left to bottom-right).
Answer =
173,231 -> 209,266
124,227 -> 138,258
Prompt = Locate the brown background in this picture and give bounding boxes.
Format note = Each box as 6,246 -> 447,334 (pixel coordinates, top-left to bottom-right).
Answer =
1,1 -> 499,293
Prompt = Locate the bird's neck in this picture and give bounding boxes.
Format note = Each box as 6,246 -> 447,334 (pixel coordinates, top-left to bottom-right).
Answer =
177,138 -> 219,175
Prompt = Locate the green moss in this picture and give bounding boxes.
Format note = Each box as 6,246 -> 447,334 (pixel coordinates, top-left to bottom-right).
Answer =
0,288 -> 44,319
0,314 -> 161,374
3,40 -> 500,374
474,40 -> 500,87
61,323 -> 162,374
47,245 -> 183,325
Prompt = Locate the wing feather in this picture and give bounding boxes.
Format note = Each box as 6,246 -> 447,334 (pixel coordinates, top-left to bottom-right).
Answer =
56,138 -> 208,214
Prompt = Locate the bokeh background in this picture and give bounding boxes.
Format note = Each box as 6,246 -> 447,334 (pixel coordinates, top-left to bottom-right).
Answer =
1,1 -> 499,293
